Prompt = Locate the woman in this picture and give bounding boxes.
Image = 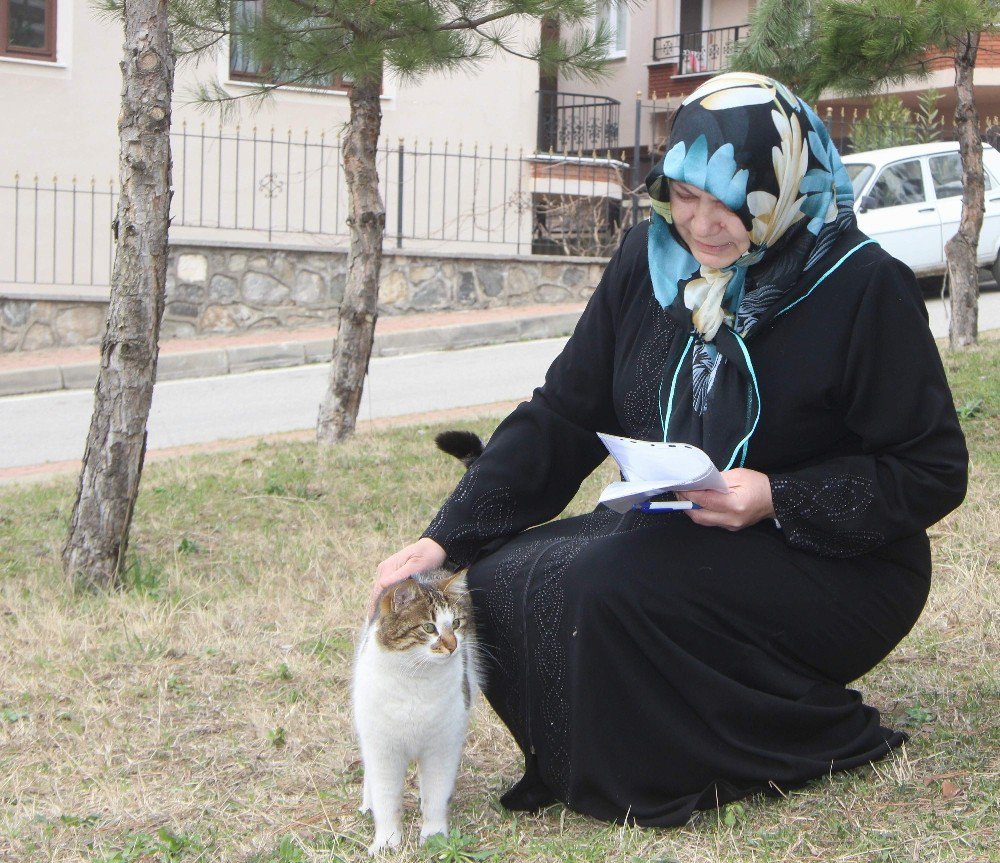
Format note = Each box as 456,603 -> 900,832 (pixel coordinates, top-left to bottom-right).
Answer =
372,73 -> 968,826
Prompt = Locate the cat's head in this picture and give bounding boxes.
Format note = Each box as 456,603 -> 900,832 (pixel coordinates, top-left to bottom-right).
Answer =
374,571 -> 472,661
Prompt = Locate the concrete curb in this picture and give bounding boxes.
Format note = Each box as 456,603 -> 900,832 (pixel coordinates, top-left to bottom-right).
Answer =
0,310 -> 583,398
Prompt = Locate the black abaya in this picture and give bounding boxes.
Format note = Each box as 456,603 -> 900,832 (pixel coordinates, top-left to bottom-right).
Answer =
423,222 -> 968,825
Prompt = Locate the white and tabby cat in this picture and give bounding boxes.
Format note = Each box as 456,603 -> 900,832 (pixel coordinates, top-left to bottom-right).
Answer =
352,571 -> 478,855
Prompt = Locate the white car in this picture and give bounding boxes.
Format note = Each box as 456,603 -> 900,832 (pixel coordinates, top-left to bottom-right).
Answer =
841,141 -> 1000,282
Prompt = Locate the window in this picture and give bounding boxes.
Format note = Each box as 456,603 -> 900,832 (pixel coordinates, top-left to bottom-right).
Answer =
846,163 -> 875,199
596,1 -> 628,58
868,160 -> 925,209
929,152 -> 992,200
1,0 -> 56,61
229,0 -> 351,90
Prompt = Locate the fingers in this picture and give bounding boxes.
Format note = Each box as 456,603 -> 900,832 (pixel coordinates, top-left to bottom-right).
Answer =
369,538 -> 449,619
677,488 -> 752,531
683,505 -> 742,531
370,551 -> 420,610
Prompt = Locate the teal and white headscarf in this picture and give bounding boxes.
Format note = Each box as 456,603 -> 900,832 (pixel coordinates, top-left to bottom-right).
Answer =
645,72 -> 857,468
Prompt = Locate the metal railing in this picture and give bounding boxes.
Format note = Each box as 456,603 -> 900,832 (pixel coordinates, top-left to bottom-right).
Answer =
8,110 -> 988,290
1,125 -> 632,288
652,25 -> 750,75
169,124 -> 533,250
0,175 -> 117,289
537,90 -> 621,153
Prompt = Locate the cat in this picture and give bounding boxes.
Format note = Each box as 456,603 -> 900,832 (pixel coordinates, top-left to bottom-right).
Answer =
352,570 -> 478,855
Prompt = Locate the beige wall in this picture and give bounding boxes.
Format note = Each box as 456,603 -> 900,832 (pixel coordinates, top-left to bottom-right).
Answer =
710,0 -> 751,30
0,1 -> 540,186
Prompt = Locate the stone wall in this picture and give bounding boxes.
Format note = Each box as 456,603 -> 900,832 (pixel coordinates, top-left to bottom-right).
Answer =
1,242 -> 607,352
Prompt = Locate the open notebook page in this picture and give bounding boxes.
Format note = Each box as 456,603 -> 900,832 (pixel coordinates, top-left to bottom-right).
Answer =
596,433 -> 729,513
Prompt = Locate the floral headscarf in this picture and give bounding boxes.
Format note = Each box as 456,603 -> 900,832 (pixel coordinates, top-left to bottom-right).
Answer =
645,72 -> 858,468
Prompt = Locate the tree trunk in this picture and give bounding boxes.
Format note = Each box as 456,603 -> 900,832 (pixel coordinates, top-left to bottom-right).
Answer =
946,30 -> 982,349
316,72 -> 385,443
63,0 -> 173,589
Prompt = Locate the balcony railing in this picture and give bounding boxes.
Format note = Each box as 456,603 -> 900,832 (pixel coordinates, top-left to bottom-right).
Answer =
537,90 -> 621,153
652,24 -> 750,76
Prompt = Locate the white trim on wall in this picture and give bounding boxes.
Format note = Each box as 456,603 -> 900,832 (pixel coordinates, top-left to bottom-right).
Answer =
0,0 -> 73,71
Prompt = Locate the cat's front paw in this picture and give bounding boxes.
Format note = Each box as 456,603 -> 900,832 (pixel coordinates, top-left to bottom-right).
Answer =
367,831 -> 401,856
419,822 -> 448,844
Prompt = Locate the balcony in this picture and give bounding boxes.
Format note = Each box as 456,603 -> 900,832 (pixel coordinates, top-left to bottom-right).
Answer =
537,91 -> 621,154
652,24 -> 750,77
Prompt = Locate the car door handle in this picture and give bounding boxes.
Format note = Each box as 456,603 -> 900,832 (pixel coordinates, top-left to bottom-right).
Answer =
918,207 -> 935,213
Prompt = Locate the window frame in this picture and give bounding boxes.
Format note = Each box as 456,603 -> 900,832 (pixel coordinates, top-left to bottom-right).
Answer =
228,0 -> 353,92
596,0 -> 628,60
1,0 -> 57,62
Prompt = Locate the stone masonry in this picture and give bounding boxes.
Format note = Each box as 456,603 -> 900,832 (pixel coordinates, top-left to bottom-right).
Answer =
1,243 -> 607,352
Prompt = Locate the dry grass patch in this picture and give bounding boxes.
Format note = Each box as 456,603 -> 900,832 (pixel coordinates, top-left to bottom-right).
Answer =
1,341 -> 998,862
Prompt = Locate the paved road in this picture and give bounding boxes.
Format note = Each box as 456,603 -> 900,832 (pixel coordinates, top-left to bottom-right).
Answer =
0,338 -> 566,470
3,289 -> 1000,472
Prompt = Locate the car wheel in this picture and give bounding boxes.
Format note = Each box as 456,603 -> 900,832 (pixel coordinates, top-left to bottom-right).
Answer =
993,252 -> 1000,285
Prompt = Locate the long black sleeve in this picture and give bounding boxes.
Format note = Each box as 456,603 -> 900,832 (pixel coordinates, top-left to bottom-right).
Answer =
769,256 -> 968,557
422,240 -> 631,566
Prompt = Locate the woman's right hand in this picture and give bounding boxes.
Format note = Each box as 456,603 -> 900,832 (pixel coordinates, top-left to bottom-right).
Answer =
369,537 -> 448,618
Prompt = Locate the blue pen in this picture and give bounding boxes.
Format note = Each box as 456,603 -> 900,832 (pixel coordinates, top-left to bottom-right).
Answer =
633,500 -> 701,512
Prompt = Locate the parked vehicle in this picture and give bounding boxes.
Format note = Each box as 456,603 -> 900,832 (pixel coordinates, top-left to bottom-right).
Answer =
841,142 -> 1000,283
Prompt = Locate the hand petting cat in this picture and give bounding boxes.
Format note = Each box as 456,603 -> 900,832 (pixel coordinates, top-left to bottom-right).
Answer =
370,537 -> 447,617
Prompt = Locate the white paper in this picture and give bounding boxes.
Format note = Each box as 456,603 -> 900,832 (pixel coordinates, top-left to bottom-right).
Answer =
596,433 -> 729,513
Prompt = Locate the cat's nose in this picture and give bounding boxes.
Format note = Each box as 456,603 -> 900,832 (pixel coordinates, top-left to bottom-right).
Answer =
439,630 -> 457,653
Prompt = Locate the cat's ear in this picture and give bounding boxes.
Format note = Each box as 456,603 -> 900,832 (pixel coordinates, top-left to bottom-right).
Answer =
385,578 -> 420,615
433,570 -> 467,596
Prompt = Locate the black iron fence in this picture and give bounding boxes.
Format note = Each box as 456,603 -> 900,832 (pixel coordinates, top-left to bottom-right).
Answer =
0,125 -> 627,288
0,175 -> 117,288
536,90 -> 621,153
6,112 -> 1000,289
652,25 -> 750,75
170,124 -> 532,249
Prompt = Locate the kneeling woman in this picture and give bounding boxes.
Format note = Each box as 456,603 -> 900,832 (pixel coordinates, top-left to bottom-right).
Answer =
372,73 -> 968,826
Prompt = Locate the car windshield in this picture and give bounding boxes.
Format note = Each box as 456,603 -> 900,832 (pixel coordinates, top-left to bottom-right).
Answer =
845,163 -> 874,198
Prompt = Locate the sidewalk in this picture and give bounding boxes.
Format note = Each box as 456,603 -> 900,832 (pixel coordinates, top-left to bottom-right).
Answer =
3,289 -> 1000,399
0,302 -> 587,398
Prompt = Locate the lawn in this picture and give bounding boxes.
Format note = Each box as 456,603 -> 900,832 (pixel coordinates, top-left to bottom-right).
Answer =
0,337 -> 997,863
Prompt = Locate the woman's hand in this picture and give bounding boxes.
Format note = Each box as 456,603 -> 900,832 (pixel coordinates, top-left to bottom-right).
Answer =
369,537 -> 448,618
677,468 -> 774,531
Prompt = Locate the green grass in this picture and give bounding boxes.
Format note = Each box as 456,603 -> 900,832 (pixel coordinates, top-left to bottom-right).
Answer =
0,340 -> 997,862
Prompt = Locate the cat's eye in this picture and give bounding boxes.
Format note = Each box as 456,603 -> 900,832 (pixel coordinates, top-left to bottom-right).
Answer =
453,618 -> 462,629
422,623 -> 437,634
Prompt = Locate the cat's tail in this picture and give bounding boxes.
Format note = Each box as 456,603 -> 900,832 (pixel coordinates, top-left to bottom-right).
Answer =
435,430 -> 484,469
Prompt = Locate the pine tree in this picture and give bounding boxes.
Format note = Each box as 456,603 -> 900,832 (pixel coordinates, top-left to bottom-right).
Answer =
171,0 -> 613,442
730,0 -> 998,348
63,0 -> 174,588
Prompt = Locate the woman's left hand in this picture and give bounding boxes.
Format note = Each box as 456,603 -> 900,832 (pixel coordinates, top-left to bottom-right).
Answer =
676,468 -> 774,531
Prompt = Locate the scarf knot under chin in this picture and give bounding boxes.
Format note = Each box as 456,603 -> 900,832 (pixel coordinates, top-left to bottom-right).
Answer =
645,72 -> 857,468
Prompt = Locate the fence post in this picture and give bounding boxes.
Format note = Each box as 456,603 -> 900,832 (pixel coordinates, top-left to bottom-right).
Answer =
632,91 -> 642,226
395,138 -> 405,248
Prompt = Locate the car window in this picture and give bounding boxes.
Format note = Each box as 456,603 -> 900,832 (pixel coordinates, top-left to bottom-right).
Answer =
929,152 -> 993,198
868,160 -> 926,209
845,164 -> 874,198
